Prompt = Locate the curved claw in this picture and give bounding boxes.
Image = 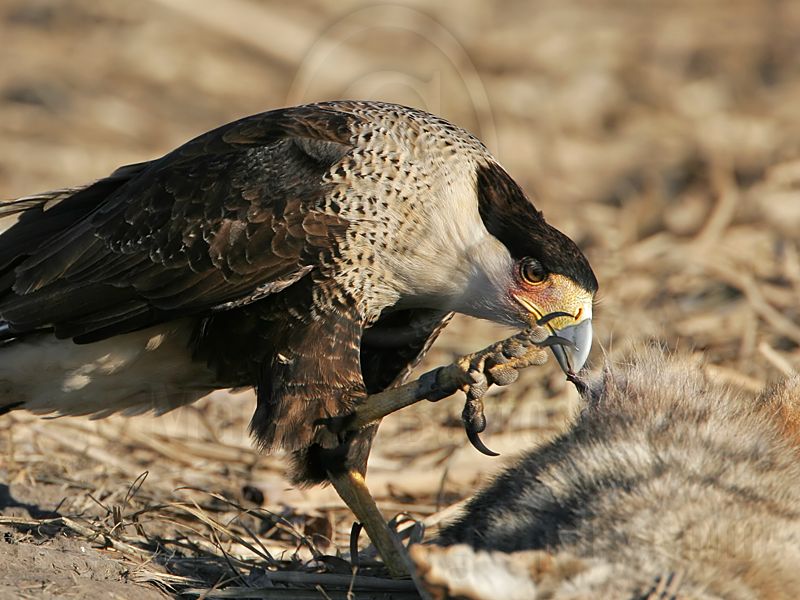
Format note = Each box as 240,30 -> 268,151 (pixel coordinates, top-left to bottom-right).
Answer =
349,521 -> 363,568
466,427 -> 500,457
536,311 -> 573,326
462,395 -> 499,457
536,335 -> 576,349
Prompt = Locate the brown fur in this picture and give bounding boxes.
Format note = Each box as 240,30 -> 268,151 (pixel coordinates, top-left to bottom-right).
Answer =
761,376 -> 800,449
426,349 -> 800,599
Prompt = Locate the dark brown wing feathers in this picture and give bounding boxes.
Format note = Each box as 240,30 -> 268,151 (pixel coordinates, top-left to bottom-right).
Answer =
0,103 -> 457,478
0,162 -> 150,273
0,107 -> 356,340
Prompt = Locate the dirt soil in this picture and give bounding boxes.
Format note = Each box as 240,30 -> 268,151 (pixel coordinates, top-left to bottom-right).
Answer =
1,0 -> 799,598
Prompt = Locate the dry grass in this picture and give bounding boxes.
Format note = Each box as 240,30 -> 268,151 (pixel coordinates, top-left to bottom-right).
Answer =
0,0 -> 799,597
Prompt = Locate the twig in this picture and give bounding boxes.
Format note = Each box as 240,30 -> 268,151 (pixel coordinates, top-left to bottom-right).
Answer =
692,159 -> 738,249
758,341 -> 798,378
694,259 -> 800,345
0,515 -> 150,558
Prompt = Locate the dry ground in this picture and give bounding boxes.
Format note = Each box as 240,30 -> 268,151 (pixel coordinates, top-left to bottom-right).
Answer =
0,1 -> 799,598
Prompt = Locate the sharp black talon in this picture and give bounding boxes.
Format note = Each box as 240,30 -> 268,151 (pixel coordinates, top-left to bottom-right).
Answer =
462,397 -> 500,457
536,335 -> 576,349
349,521 -> 363,569
536,311 -> 573,326
466,427 -> 500,457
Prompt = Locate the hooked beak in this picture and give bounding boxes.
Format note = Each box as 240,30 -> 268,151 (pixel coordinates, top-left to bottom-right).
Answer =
548,318 -> 593,375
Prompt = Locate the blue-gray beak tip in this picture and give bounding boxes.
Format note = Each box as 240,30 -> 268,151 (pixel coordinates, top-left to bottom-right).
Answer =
549,319 -> 593,375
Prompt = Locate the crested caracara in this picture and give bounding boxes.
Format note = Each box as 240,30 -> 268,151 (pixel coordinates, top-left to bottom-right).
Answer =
0,101 -> 597,575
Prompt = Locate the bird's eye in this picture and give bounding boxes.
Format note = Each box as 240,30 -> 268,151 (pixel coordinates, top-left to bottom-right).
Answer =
519,258 -> 547,285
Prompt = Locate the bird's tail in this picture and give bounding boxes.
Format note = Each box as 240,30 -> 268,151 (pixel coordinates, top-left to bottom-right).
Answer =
0,321 -> 211,418
0,161 -> 153,343
0,161 -> 151,270
1,162 -> 150,213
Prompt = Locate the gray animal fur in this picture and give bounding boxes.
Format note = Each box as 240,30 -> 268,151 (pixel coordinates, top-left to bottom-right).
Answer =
421,349 -> 800,599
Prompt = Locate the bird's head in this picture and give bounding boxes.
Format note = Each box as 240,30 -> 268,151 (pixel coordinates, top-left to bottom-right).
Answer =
457,161 -> 597,376
508,256 -> 595,375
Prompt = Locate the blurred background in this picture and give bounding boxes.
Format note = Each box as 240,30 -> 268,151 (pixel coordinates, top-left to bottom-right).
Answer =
1,0 -> 800,594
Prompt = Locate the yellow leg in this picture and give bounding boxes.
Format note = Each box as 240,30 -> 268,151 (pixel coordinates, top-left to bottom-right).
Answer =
327,468 -> 410,578
349,328 -> 549,429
